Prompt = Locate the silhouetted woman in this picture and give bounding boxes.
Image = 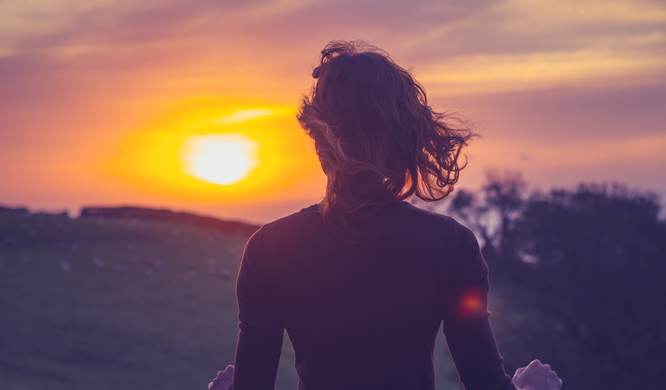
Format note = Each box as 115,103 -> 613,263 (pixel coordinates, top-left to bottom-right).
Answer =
209,41 -> 562,390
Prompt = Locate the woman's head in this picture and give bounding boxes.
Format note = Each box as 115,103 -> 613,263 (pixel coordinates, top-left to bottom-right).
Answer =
298,40 -> 473,233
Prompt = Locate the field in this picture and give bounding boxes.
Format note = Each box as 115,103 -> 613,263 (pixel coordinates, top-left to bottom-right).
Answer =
0,209 -> 462,390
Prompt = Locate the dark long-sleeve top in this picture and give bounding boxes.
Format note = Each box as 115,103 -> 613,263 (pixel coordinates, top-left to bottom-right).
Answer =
231,201 -> 516,390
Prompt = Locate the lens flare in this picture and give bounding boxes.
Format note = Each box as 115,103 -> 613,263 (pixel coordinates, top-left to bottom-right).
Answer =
178,133 -> 261,185
458,287 -> 484,319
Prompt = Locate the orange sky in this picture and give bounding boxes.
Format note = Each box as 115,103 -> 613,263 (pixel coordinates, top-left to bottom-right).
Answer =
1,0 -> 665,223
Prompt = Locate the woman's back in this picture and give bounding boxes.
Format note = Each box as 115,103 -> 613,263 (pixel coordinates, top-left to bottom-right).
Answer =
206,40 -> 560,390
234,201 -> 514,390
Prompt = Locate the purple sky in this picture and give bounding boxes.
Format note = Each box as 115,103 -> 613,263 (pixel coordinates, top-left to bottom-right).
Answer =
1,0 -> 665,223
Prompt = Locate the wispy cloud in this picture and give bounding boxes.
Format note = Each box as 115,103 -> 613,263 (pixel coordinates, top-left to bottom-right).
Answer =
420,48 -> 666,95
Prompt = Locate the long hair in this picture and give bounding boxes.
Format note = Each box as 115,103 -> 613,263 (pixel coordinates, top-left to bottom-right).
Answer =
298,40 -> 474,236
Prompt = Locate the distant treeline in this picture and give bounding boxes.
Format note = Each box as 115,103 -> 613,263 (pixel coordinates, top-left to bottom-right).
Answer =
80,207 -> 259,236
420,171 -> 666,390
0,206 -> 260,238
0,206 -> 66,217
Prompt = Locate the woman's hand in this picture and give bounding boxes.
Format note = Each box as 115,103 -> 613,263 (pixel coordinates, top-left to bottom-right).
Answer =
512,359 -> 562,390
208,365 -> 234,390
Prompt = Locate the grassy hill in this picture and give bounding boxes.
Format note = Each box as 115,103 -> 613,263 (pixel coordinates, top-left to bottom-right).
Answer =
0,207 -> 461,390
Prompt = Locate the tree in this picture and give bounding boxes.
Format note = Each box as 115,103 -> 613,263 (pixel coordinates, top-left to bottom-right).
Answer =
424,174 -> 666,388
435,175 -> 666,389
515,184 -> 666,389
447,170 -> 528,280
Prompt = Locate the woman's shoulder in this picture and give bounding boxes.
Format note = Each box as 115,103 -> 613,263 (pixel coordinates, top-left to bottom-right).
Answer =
248,204 -> 325,244
394,201 -> 470,228
262,204 -> 322,231
391,201 -> 480,248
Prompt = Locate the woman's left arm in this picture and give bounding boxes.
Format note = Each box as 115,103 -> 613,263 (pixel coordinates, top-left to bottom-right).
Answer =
230,228 -> 285,390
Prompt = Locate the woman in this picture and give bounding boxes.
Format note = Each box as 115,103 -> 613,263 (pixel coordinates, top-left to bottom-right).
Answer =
210,41 -> 562,390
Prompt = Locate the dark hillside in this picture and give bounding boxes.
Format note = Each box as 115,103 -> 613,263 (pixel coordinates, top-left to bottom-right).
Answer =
0,207 -> 296,390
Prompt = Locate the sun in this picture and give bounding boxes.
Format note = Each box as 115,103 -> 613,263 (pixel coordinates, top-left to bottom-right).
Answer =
178,133 -> 261,185
107,99 -> 325,202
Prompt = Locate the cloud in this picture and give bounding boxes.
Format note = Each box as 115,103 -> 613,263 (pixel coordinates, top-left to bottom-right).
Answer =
419,48 -> 666,95
476,133 -> 666,169
445,83 -> 666,142
500,0 -> 666,26
0,0 -> 159,51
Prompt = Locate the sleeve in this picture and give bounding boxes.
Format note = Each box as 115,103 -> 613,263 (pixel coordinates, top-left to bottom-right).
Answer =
442,223 -> 517,390
231,228 -> 285,390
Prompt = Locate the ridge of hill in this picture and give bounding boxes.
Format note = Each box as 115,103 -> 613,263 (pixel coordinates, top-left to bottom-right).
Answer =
0,205 -> 260,249
79,206 -> 260,236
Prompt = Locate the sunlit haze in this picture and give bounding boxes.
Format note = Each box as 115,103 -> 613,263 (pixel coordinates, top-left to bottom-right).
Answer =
214,110 -> 275,124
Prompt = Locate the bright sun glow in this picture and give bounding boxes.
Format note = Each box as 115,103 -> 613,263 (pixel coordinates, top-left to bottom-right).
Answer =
108,100 -> 324,202
178,133 -> 261,185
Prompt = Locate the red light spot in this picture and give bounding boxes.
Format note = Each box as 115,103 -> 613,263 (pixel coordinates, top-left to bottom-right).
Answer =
458,288 -> 483,318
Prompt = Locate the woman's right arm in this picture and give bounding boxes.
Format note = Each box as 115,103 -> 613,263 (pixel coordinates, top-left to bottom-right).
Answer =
441,223 -> 515,389
443,311 -> 516,390
442,223 -> 561,390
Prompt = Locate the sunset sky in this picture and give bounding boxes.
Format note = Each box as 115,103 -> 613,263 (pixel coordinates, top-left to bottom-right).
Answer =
2,0 -> 665,223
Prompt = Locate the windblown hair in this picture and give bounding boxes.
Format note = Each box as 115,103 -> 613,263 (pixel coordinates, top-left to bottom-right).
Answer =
298,40 -> 474,235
